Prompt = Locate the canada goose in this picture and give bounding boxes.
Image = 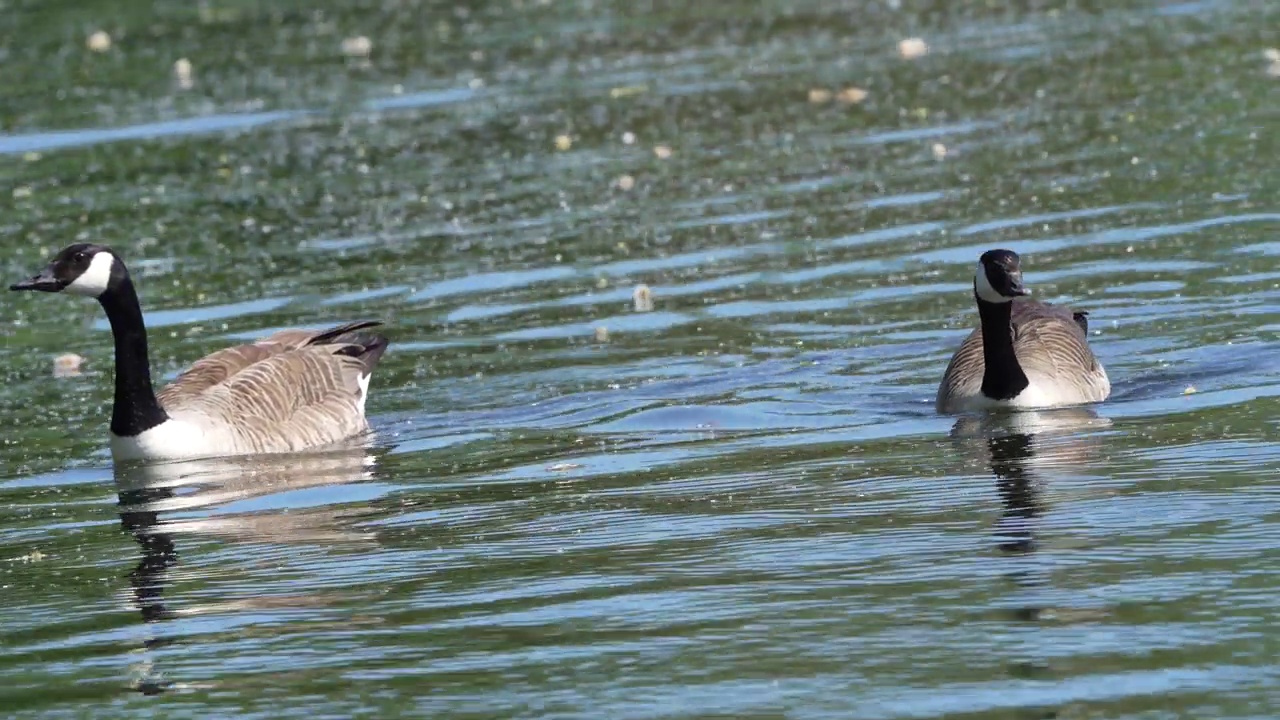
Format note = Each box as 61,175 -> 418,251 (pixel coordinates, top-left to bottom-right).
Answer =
10,243 -> 389,461
935,249 -> 1110,413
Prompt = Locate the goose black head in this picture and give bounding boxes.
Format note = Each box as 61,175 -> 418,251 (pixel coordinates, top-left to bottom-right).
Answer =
10,243 -> 124,298
974,249 -> 1030,304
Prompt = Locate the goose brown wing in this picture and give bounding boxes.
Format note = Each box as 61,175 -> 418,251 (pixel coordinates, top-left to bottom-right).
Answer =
935,327 -> 985,410
166,344 -> 373,453
157,321 -> 380,411
1011,310 -> 1110,402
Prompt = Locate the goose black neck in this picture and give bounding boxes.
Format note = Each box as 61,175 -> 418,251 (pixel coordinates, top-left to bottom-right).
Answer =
99,276 -> 169,437
976,295 -> 1030,401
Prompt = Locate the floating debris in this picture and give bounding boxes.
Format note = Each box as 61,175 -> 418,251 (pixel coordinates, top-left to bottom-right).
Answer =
554,134 -> 573,151
593,326 -> 609,342
633,284 -> 654,312
931,142 -> 948,160
173,58 -> 194,90
341,36 -> 373,58
898,37 -> 928,60
622,131 -> 636,145
12,186 -> 32,199
653,145 -> 673,160
546,462 -> 584,472
1266,48 -> 1280,77
808,88 -> 833,104
53,353 -> 85,378
616,174 -> 635,191
609,84 -> 647,98
86,30 -> 112,53
837,87 -> 868,104
1183,385 -> 1197,395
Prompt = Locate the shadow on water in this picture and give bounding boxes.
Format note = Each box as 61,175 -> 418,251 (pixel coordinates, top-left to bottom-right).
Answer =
113,442 -> 382,695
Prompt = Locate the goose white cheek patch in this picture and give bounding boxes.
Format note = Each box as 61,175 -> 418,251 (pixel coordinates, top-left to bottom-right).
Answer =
973,261 -> 1012,304
65,252 -> 116,297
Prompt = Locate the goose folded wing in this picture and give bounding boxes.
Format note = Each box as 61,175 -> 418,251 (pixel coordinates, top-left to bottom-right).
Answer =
165,346 -> 371,452
158,343 -> 287,409
1013,316 -> 1106,389
935,327 -> 985,407
157,325 -> 370,410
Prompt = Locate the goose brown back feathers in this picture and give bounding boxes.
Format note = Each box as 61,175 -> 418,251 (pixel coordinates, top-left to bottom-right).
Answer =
158,321 -> 389,454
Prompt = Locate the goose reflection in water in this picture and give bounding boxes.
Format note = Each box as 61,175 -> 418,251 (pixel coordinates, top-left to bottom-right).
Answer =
113,442 -> 382,695
950,407 -> 1114,691
952,407 -> 1112,554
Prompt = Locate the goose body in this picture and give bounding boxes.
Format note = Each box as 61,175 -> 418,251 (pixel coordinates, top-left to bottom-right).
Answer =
113,321 -> 387,461
935,249 -> 1110,414
11,244 -> 389,461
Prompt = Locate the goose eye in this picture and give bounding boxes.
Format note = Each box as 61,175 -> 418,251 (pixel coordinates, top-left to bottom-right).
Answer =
74,252 -> 87,262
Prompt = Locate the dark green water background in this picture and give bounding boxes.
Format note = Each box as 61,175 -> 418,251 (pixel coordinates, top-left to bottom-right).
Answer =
1,0 -> 1278,717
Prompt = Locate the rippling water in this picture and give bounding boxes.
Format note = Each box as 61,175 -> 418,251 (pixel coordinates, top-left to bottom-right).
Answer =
2,0 -> 1279,717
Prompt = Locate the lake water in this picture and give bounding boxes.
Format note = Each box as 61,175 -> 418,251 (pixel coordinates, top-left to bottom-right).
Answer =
2,0 -> 1279,717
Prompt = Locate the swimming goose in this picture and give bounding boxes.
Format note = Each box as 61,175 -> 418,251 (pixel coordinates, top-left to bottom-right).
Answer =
935,249 -> 1110,413
10,243 -> 389,461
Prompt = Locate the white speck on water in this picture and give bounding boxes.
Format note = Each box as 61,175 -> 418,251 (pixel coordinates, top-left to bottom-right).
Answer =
173,58 -> 194,89
341,35 -> 372,58
633,284 -> 654,312
86,30 -> 112,53
899,37 -> 928,59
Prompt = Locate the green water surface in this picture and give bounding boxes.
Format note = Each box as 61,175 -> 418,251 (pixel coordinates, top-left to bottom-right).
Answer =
1,0 -> 1279,717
